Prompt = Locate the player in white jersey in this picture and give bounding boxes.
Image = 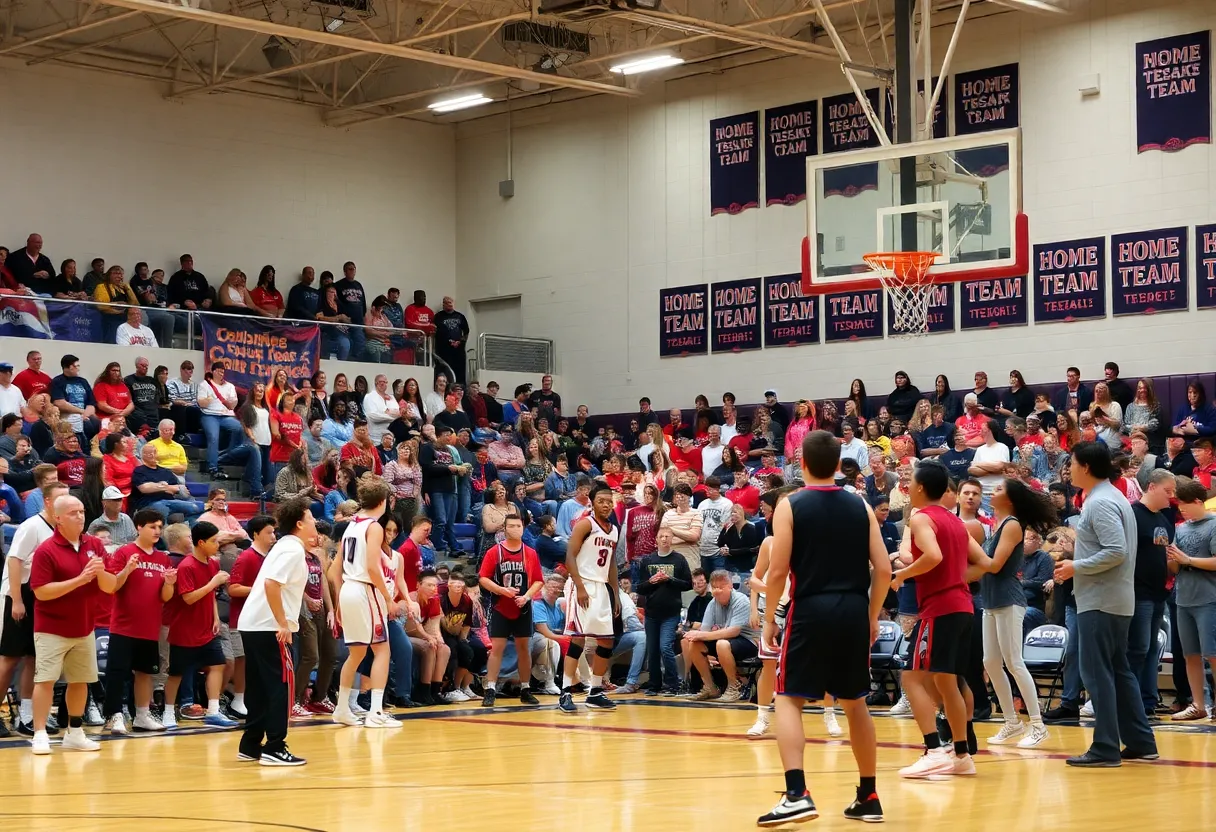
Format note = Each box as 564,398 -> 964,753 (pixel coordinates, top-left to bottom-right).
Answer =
329,478 -> 400,729
558,484 -> 619,713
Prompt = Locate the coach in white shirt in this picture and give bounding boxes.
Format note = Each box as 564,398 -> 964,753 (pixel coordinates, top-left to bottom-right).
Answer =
700,425 -> 726,476
0,363 -> 27,419
237,496 -> 315,767
362,374 -> 400,444
968,419 -> 1010,512
115,308 -> 158,348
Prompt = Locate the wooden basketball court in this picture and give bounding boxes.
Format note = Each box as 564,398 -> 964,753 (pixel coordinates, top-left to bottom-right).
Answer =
0,697 -> 1201,830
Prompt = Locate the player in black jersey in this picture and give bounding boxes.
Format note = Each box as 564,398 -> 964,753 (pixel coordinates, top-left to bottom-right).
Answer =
757,430 -> 891,827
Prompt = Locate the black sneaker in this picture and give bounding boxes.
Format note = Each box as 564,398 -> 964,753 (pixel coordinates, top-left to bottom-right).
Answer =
481,689 -> 497,708
1065,753 -> 1120,768
585,690 -> 616,710
1120,747 -> 1160,761
16,721 -> 33,737
260,747 -> 307,767
569,682 -> 587,694
413,688 -> 435,707
758,793 -> 818,827
0,719 -> 9,739
1044,704 -> 1081,723
237,748 -> 261,762
558,692 -> 578,714
843,794 -> 884,823
519,688 -> 540,706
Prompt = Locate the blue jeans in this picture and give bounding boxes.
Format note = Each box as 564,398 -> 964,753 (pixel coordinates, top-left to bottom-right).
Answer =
643,613 -> 680,692
1077,610 -> 1157,761
1127,599 -> 1164,712
356,619 -> 414,698
218,441 -> 263,497
612,630 -> 646,686
1168,593 -> 1192,704
148,499 -> 205,524
323,331 -> 350,360
1062,605 -> 1081,708
523,497 -> 556,521
457,476 -> 471,525
201,414 -> 244,471
701,554 -> 725,576
428,492 -> 459,553
348,327 -> 366,361
145,308 -> 176,347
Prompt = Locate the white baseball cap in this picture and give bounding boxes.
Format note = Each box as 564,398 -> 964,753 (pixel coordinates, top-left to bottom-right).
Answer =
102,486 -> 123,501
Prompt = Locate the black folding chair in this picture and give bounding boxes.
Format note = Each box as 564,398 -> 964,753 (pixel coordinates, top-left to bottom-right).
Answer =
869,620 -> 904,701
1023,625 -> 1067,711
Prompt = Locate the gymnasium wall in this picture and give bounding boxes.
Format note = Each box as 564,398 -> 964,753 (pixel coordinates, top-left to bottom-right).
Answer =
0,60 -> 457,306
454,0 -> 1216,415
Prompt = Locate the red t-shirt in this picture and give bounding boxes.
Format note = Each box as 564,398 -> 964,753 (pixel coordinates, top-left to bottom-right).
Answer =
727,484 -> 760,516
106,544 -> 172,640
167,555 -> 219,647
398,539 -> 422,592
1017,434 -> 1045,448
270,410 -> 304,463
228,547 -> 267,629
341,441 -> 383,475
404,303 -> 435,334
419,592 -> 442,623
14,368 -> 51,400
478,542 -> 541,620
104,453 -> 137,497
93,380 -> 133,415
53,452 -> 88,487
911,505 -> 974,618
250,286 -> 284,312
29,530 -> 105,638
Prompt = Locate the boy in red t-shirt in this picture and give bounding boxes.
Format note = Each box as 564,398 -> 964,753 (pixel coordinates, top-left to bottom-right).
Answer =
409,570 -> 451,704
478,515 -> 542,708
102,508 -> 175,734
162,521 -> 238,731
397,516 -> 431,593
225,515 -> 277,719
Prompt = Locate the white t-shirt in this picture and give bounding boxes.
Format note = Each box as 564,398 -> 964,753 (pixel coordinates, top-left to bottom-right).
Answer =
0,383 -> 26,418
115,323 -> 158,348
238,535 -> 309,633
363,391 -> 400,443
200,379 -> 237,416
720,421 -> 738,445
972,441 -> 1010,495
700,443 -> 726,475
1,514 -> 54,595
252,406 -> 271,446
698,496 -> 734,556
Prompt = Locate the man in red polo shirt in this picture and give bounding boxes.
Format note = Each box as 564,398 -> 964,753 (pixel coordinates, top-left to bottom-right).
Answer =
101,508 -> 175,735
225,515 -> 277,719
28,494 -> 124,755
162,521 -> 239,730
397,515 -> 430,593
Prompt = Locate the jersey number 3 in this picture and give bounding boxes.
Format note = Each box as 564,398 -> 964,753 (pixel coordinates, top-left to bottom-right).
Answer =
596,547 -> 610,567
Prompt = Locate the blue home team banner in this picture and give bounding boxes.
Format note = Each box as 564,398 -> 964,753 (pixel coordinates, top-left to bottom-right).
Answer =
954,63 -> 1019,135
711,278 -> 762,353
825,288 -> 883,342
1110,227 -> 1188,315
888,283 -> 955,336
1033,238 -> 1107,323
960,276 -> 1027,330
822,89 -> 883,153
45,301 -> 98,341
659,284 -> 709,357
201,316 -> 321,390
1196,224 -> 1216,309
763,274 -> 819,347
1136,31 -> 1211,153
709,112 -> 760,216
764,100 -> 818,207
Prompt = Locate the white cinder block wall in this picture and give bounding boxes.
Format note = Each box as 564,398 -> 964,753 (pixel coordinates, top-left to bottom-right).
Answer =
0,61 -> 456,305
455,0 -> 1216,415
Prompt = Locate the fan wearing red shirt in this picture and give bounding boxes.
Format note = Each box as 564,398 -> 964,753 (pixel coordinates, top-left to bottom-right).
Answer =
92,365 -> 133,425
477,515 -> 543,707
28,494 -> 123,754
397,515 -> 430,593
162,521 -> 238,731
404,290 -> 436,335
101,509 -> 174,734
226,515 -> 277,719
270,390 -> 305,466
340,419 -> 383,475
725,469 -> 760,517
13,351 -> 51,400
409,570 -> 451,703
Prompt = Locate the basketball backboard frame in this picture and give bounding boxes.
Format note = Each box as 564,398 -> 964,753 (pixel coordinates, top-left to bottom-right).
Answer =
802,127 -> 1028,295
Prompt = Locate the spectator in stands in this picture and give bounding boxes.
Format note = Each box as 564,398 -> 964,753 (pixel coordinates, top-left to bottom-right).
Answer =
236,381 -> 274,494
0,363 -> 27,420
86,484 -> 135,543
420,375 -> 450,425
717,501 -> 762,583
321,467 -> 353,522
433,392 -> 471,436
434,297 -> 470,386
81,257 -> 106,296
660,482 -> 703,570
197,488 -> 249,561
965,370 -> 996,414
303,418 -> 334,468
215,269 -> 265,315
130,444 -> 203,523
316,284 -> 351,360
1124,379 -> 1161,449
115,306 -> 159,348
528,375 -> 562,428
7,234 -> 54,292
377,288 -> 407,358
335,261 -> 367,359
421,425 -> 461,555
970,421 -> 1011,511
51,259 -> 86,300
479,380 -> 504,425
5,434 -> 39,491
127,262 -> 175,346
166,361 -> 199,437
1191,440 -> 1216,491
544,455 -> 577,504
14,351 -> 50,402
363,296 -> 394,363
167,255 -> 212,311
924,374 -> 959,423
1041,432 -> 1069,484
286,267 -> 319,321
885,371 -> 922,422
488,423 -> 525,486
1173,382 -> 1216,438
725,468 -> 760,517
1104,362 -> 1134,411
45,425 -> 88,487
362,374 -> 400,446
398,377 -> 427,425
996,369 -> 1034,418
93,265 -> 139,340
250,266 -> 284,317
501,384 -> 530,427
864,450 -> 897,500
321,399 -> 353,446
953,392 -> 992,449
404,290 -> 436,339
102,434 -> 137,504
383,441 -> 422,526
1090,383 -> 1124,450
274,448 -> 319,506
1156,435 -> 1196,479
270,393 -> 306,478
51,354 -> 99,445
682,569 -> 759,702
125,357 -> 161,435
340,418 -> 383,477
1054,366 -> 1093,415
197,362 -> 244,480
93,363 -> 132,428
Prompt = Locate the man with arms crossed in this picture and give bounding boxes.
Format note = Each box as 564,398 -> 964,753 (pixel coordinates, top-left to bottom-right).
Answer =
757,432 -> 890,826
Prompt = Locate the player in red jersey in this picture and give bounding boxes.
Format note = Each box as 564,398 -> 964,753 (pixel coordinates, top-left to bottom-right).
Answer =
891,461 -> 989,780
478,513 -> 543,707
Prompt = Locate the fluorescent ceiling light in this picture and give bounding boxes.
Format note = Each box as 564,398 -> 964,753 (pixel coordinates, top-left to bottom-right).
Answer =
428,94 -> 493,113
609,55 -> 685,75
990,0 -> 1068,13
325,17 -> 345,32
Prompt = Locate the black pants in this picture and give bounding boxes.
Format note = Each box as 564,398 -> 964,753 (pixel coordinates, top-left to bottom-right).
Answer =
170,403 -> 202,436
240,630 -> 291,757
963,599 -> 989,717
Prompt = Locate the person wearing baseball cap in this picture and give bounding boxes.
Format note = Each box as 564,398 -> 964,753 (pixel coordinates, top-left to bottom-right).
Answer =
0,362 -> 26,421
85,486 -> 136,546
763,390 -> 789,429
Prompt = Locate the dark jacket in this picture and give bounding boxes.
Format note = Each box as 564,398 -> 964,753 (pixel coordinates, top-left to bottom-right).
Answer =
418,441 -> 457,494
885,385 -> 923,422
1052,384 -> 1093,415
717,522 -> 763,572
635,550 -> 693,618
1107,378 -> 1134,411
5,249 -> 55,289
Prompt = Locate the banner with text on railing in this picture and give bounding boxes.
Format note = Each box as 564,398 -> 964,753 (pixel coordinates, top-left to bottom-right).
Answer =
200,315 -> 321,391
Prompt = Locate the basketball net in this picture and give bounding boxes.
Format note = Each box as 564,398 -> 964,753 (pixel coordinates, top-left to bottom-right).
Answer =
862,251 -> 940,338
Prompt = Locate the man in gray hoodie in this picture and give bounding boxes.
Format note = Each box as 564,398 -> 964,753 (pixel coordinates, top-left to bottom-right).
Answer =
1054,441 -> 1157,767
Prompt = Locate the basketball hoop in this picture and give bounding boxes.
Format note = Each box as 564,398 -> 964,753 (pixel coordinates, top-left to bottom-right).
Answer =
863,251 -> 940,337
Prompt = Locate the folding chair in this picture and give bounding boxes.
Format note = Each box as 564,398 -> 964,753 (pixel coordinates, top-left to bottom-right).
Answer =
1023,625 -> 1067,711
869,620 -> 904,703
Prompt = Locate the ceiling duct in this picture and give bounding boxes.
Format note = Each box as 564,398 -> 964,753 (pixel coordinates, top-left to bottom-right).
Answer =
538,0 -> 660,22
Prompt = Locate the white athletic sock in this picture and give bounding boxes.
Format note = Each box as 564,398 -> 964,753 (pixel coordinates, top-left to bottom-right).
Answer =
20,699 -> 32,723
67,725 -> 84,737
589,674 -> 602,691
337,686 -> 352,709
757,704 -> 769,715
232,693 -> 245,710
486,681 -> 497,691
370,689 -> 384,714
207,699 -> 220,715
136,706 -> 150,719
562,673 -> 575,690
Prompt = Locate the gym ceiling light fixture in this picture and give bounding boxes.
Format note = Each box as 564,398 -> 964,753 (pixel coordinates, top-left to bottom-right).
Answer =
324,16 -> 346,32
608,55 -> 685,75
428,94 -> 493,113
990,0 -> 1068,12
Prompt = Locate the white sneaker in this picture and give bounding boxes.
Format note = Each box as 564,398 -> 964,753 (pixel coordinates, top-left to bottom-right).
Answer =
106,714 -> 128,735
824,710 -> 843,737
746,713 -> 771,739
949,753 -> 977,777
443,690 -> 470,703
987,721 -> 1026,745
332,707 -> 362,727
132,712 -> 166,732
889,694 -> 912,717
717,682 -> 742,703
538,682 -> 561,696
899,747 -> 954,779
460,686 -> 478,699
161,714 -> 178,731
84,701 -> 104,727
363,712 -> 403,729
1016,723 -> 1049,748
62,729 -> 101,752
1172,703 -> 1206,722
31,730 -> 51,755
1079,700 -> 1095,718
349,699 -> 368,716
